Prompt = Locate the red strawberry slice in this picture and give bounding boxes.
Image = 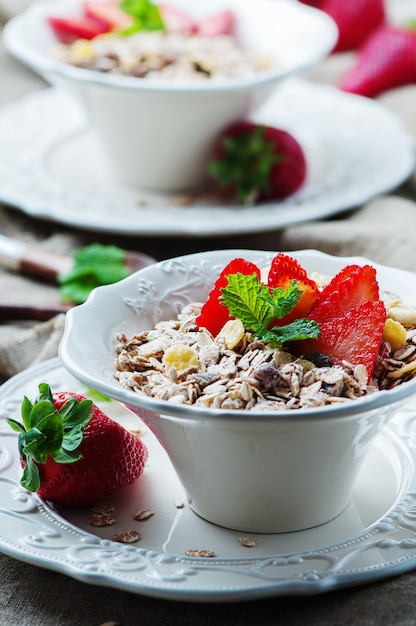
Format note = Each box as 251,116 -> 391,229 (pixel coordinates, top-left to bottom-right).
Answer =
309,264 -> 379,323
301,300 -> 386,381
158,4 -> 198,34
267,253 -> 319,324
7,385 -> 148,507
83,1 -> 133,30
47,15 -> 109,43
198,10 -> 235,37
208,122 -> 307,205
299,0 -> 385,52
196,258 -> 260,336
339,25 -> 416,98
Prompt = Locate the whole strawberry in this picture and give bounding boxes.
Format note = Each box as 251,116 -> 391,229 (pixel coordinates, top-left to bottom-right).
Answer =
299,0 -> 385,52
339,24 -> 416,97
7,384 -> 148,506
208,122 -> 306,205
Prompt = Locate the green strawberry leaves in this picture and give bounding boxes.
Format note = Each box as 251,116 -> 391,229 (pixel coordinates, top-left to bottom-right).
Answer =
6,384 -> 93,493
208,125 -> 283,205
221,273 -> 320,347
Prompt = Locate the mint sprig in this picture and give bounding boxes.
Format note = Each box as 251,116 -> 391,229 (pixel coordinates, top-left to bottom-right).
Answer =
57,243 -> 132,305
118,0 -> 165,35
6,383 -> 92,493
221,272 -> 320,346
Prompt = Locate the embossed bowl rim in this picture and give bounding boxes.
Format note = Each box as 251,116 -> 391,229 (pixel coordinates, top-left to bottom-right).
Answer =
60,249 -> 416,423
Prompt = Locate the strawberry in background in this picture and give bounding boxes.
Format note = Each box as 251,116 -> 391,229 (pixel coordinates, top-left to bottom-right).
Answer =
339,24 -> 416,97
299,0 -> 386,52
208,122 -> 307,205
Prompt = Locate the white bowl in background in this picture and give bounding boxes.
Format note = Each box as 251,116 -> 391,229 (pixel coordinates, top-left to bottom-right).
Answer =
3,0 -> 337,191
59,249 -> 416,533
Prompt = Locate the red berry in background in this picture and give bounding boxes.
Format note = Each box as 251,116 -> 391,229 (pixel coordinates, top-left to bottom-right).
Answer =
47,15 -> 109,43
299,0 -> 385,52
198,10 -> 235,37
208,122 -> 306,205
339,25 -> 416,98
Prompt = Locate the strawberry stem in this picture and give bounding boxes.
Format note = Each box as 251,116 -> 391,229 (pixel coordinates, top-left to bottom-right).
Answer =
208,125 -> 283,205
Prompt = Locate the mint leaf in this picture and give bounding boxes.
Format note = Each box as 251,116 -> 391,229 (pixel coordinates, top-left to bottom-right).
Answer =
267,281 -> 302,319
263,318 -> 321,344
118,0 -> 165,34
58,243 -> 132,304
221,272 -> 320,346
221,273 -> 273,330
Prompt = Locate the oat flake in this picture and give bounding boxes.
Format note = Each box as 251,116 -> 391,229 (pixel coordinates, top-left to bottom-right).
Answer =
185,549 -> 216,558
88,513 -> 116,527
113,530 -> 142,544
133,508 -> 155,521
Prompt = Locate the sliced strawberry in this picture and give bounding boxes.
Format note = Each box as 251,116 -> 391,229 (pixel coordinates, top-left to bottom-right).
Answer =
299,0 -> 385,52
267,253 -> 319,324
47,15 -> 109,43
209,122 -> 307,205
339,25 -> 416,97
300,300 -> 386,381
196,258 -> 260,336
309,264 -> 379,323
158,4 -> 198,34
198,10 -> 235,37
6,385 -> 148,506
83,1 -> 133,31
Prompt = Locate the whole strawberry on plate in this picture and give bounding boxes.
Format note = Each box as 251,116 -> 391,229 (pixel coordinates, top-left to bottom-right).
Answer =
208,122 -> 307,205
339,24 -> 416,97
6,384 -> 148,506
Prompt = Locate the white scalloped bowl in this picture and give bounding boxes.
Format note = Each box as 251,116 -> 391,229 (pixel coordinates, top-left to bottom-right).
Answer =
59,249 -> 416,533
3,0 -> 337,191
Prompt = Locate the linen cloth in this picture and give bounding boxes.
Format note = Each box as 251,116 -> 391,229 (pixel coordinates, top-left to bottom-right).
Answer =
1,1 -> 416,624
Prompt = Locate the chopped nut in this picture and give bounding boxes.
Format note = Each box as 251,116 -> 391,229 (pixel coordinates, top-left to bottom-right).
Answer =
388,304 -> 416,327
217,319 -> 245,350
133,508 -> 155,521
173,499 -> 185,508
113,530 -> 142,544
383,318 -> 407,351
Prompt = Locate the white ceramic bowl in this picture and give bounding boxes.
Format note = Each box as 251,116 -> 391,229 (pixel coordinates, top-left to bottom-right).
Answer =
3,0 -> 337,191
59,249 -> 416,533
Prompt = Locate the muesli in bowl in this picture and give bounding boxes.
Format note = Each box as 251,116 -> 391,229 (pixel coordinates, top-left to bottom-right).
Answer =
60,249 -> 416,533
3,0 -> 337,191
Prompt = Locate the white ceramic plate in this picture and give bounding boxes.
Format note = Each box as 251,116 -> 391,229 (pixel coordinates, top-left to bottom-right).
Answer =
0,79 -> 413,237
2,358 -> 416,602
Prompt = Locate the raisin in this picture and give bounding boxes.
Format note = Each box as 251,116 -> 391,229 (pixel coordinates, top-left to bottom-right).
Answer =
306,353 -> 333,368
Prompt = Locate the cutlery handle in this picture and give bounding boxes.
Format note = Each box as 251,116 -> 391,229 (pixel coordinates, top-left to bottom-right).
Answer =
20,245 -> 73,281
0,234 -> 72,281
0,302 -> 71,321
